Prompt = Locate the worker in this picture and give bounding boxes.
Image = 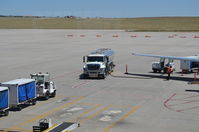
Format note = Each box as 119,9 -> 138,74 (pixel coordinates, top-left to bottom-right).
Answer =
167,65 -> 172,80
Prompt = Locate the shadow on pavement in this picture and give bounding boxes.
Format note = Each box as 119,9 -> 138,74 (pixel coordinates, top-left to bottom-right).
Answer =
117,72 -> 196,82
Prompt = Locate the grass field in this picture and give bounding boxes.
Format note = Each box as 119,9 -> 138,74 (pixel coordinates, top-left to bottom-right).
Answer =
0,17 -> 199,31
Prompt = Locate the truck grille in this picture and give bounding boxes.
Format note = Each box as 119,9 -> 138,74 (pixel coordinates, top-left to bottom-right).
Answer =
87,64 -> 100,70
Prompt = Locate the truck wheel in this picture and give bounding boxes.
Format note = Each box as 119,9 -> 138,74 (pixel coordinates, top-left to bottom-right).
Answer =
45,92 -> 50,100
17,105 -> 22,111
4,110 -> 9,116
32,99 -> 36,105
51,91 -> 56,97
101,74 -> 106,79
153,69 -> 157,73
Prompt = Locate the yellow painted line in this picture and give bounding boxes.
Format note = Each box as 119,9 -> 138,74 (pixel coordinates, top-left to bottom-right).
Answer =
31,95 -> 64,110
77,102 -> 102,106
110,105 -> 133,108
80,104 -> 112,124
3,96 -> 85,132
102,106 -> 140,132
5,127 -> 32,132
70,104 -> 102,122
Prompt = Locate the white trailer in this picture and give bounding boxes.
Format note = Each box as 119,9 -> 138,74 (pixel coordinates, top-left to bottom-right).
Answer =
1,79 -> 37,110
180,57 -> 199,72
83,48 -> 115,79
0,87 -> 9,116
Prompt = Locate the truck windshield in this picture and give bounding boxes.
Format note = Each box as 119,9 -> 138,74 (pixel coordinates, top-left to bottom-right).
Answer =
31,76 -> 44,85
87,56 -> 104,62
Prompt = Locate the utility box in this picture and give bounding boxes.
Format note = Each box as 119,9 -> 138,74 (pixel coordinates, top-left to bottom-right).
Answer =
0,87 -> 9,116
1,79 -> 37,110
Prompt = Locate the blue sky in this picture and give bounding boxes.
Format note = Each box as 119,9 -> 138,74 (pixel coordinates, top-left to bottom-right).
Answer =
0,0 -> 199,18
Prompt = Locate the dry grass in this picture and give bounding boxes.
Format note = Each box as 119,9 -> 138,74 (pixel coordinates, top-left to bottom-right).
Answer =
0,17 -> 199,31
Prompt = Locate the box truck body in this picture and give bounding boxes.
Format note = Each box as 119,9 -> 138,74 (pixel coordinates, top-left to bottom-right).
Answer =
0,87 -> 9,115
1,79 -> 36,109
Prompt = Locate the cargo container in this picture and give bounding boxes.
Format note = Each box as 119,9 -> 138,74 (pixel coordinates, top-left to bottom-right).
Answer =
0,87 -> 9,116
1,79 -> 36,110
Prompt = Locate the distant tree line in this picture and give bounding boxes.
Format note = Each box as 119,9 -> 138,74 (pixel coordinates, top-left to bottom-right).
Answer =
0,15 -> 77,18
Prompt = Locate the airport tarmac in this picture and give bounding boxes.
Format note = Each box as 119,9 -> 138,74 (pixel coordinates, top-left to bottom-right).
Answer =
0,29 -> 199,132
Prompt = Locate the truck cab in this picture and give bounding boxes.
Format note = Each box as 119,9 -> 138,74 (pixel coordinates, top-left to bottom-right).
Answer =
31,73 -> 56,100
83,48 -> 115,79
83,55 -> 107,78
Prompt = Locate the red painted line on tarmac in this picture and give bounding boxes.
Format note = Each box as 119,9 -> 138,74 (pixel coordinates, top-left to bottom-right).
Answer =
145,35 -> 151,38
164,93 -> 199,113
179,36 -> 187,38
172,95 -> 199,101
176,106 -> 199,112
168,99 -> 199,107
96,34 -> 102,37
163,93 -> 176,111
193,36 -> 199,38
80,35 -> 86,37
66,34 -> 73,37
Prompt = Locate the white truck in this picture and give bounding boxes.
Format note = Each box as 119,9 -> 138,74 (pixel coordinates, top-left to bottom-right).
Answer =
30,73 -> 56,100
152,58 -> 175,73
83,48 -> 115,79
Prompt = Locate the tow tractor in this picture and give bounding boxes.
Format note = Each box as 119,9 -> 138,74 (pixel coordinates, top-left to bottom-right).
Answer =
30,72 -> 56,100
152,58 -> 175,73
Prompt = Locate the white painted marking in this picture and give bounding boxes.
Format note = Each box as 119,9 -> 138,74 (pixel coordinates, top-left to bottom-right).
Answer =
103,110 -> 122,115
67,107 -> 84,112
99,115 -> 112,122
60,113 -> 73,117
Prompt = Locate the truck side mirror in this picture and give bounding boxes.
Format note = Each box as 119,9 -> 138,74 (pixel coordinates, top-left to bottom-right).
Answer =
106,56 -> 109,62
83,56 -> 85,63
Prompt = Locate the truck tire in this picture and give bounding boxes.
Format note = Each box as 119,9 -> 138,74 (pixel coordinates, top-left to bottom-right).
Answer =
4,110 -> 9,116
17,105 -> 22,111
51,91 -> 56,97
32,99 -> 36,105
101,74 -> 106,79
45,92 -> 50,100
153,69 -> 157,73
